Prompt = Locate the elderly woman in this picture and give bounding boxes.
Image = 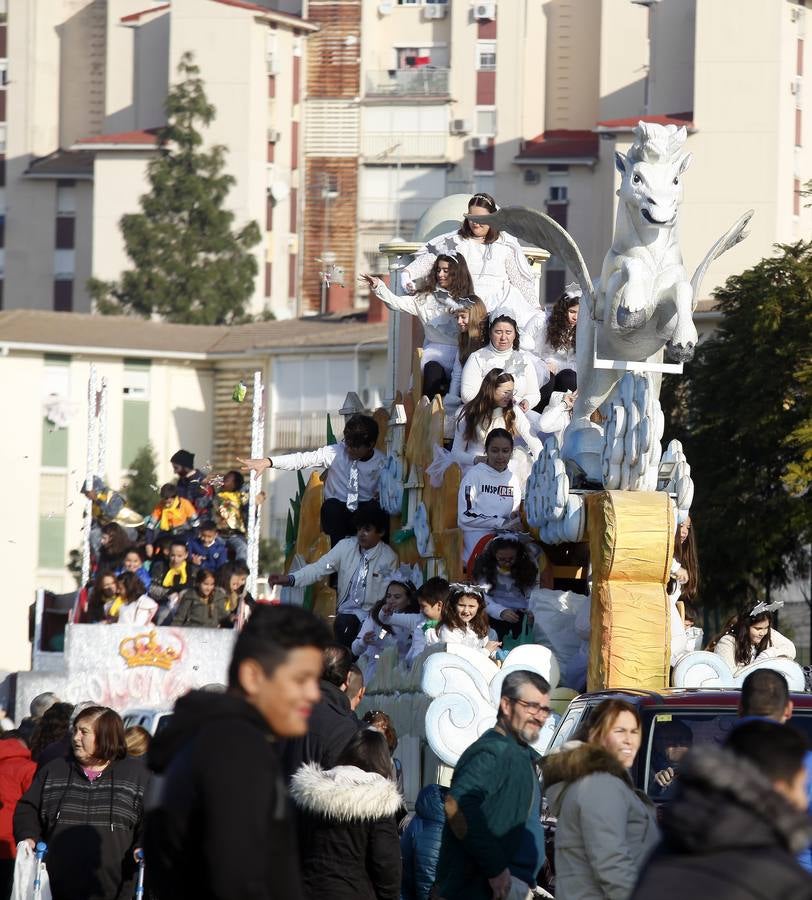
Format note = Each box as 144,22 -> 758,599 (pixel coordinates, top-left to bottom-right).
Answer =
14,705 -> 150,900
542,699 -> 659,900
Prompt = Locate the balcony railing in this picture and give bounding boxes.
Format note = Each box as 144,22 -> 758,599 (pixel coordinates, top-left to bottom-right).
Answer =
271,411 -> 332,452
361,131 -> 448,160
359,196 -> 430,223
365,68 -> 450,98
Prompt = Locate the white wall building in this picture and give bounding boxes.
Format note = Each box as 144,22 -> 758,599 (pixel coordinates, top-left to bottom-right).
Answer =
0,308 -> 387,672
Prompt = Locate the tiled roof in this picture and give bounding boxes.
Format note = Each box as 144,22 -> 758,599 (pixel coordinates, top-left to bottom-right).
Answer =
73,129 -> 161,147
121,3 -> 170,23
24,150 -> 96,179
0,310 -> 388,357
516,130 -> 599,161
595,113 -> 695,131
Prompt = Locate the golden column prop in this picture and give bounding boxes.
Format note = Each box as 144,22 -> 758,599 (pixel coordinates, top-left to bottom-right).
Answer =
586,490 -> 675,690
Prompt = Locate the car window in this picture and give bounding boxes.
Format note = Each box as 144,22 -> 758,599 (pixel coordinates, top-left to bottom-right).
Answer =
645,711 -> 740,801
788,713 -> 812,744
546,705 -> 586,754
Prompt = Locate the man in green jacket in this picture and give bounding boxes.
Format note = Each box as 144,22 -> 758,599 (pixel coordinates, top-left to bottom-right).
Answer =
433,669 -> 551,900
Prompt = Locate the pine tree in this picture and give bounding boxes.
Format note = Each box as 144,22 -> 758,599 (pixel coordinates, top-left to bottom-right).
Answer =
90,52 -> 261,324
663,241 -> 812,612
124,443 -> 160,516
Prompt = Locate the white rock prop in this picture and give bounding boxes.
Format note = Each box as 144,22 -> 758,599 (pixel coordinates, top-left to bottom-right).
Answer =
422,644 -> 560,766
671,651 -> 806,692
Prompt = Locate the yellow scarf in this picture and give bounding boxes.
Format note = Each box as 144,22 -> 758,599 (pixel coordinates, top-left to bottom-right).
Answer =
156,498 -> 195,532
163,562 -> 188,587
107,596 -> 124,619
216,491 -> 245,532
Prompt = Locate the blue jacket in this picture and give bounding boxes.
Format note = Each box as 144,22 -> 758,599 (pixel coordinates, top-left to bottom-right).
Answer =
401,784 -> 448,900
186,536 -> 229,572
800,750 -> 812,873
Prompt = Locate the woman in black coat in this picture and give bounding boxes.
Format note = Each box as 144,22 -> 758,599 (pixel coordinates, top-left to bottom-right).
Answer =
290,728 -> 402,900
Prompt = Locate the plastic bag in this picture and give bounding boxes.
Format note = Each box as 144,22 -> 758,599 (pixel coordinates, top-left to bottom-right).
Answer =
425,443 -> 453,488
12,842 -> 52,900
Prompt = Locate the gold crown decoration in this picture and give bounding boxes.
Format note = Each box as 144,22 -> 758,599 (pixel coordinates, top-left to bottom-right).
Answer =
119,630 -> 183,671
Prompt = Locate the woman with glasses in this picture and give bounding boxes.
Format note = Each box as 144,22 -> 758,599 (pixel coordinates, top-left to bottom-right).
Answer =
541,698 -> 659,900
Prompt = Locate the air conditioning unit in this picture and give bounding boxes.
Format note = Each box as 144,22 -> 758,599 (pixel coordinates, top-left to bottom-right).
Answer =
470,135 -> 490,151
267,128 -> 282,143
450,118 -> 472,135
523,169 -> 541,185
473,2 -> 496,21
423,4 -> 448,19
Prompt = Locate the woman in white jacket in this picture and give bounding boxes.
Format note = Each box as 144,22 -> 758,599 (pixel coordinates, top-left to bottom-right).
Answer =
400,192 -> 542,350
457,429 -> 522,569
360,255 -> 480,400
461,315 -> 544,412
710,602 -> 796,676
451,369 -> 542,472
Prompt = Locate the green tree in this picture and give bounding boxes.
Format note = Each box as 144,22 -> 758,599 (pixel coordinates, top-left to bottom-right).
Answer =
663,241 -> 812,613
124,443 -> 160,516
90,52 -> 261,324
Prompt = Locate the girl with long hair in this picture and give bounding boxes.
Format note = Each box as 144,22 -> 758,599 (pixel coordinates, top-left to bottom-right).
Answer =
460,315 -> 543,412
542,699 -> 659,900
361,254 -> 482,399
174,568 -> 230,628
451,369 -> 541,471
667,515 -> 700,666
351,579 -> 419,674
401,193 -> 543,350
471,535 -> 539,641
536,286 -> 580,409
709,604 -> 796,675
458,429 -> 522,568
426,584 -> 500,657
115,570 -> 158,625
445,298 -> 489,411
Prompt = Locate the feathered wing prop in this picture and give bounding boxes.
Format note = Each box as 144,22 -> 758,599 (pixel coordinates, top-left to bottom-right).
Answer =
466,206 -> 596,316
690,209 -> 754,310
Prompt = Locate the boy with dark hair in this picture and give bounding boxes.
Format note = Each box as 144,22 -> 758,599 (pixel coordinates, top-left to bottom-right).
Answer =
145,605 -> 330,900
170,449 -> 210,514
268,506 -> 398,648
632,720 -> 812,900
239,413 -> 386,547
148,540 -> 198,623
187,520 -> 229,572
212,469 -> 250,562
144,483 -> 199,558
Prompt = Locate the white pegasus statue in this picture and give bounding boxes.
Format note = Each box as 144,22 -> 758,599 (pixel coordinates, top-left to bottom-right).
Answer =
469,122 -> 753,484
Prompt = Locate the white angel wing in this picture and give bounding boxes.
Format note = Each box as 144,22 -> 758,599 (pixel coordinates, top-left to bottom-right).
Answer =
690,209 -> 754,310
466,206 -> 596,315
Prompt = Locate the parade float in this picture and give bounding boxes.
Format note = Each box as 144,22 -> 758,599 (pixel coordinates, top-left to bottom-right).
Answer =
13,123 -> 807,809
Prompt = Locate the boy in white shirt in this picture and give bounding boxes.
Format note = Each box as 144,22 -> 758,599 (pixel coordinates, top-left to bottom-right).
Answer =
268,506 -> 398,649
240,414 -> 385,547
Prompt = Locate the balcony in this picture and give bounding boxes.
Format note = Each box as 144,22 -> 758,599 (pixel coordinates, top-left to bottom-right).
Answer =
359,196 -> 431,224
271,411 -> 332,452
361,131 -> 448,161
365,68 -> 450,98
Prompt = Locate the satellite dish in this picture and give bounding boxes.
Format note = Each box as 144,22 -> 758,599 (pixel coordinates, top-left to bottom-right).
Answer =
378,1 -> 393,14
270,180 -> 290,202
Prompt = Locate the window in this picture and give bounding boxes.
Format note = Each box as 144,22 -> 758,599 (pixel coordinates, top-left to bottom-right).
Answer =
55,218 -> 75,250
476,108 -> 497,136
549,185 -> 568,201
395,45 -> 448,68
38,473 -> 67,569
0,60 -> 8,86
41,356 -> 70,467
397,0 -> 419,5
57,183 -> 76,216
476,41 -> 496,70
54,249 -> 75,278
53,281 -> 73,311
547,164 -> 569,173
121,360 -> 150,468
0,124 -> 6,153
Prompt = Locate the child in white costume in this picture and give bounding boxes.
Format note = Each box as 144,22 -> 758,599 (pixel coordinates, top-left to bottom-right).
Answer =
711,602 -> 796,676
351,578 -> 419,681
361,255 -> 480,398
457,429 -> 522,568
401,192 -> 542,351
425,584 -> 500,658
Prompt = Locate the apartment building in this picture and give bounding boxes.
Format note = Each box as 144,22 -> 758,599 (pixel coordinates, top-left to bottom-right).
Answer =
298,0 -> 810,311
3,0 -> 315,318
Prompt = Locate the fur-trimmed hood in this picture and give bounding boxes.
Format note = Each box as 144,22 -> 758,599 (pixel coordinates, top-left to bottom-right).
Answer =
289,762 -> 402,822
542,740 -> 633,788
663,745 -> 812,856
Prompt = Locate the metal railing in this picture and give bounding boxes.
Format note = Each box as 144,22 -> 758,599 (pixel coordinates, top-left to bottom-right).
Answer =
361,131 -> 448,160
365,68 -> 450,97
